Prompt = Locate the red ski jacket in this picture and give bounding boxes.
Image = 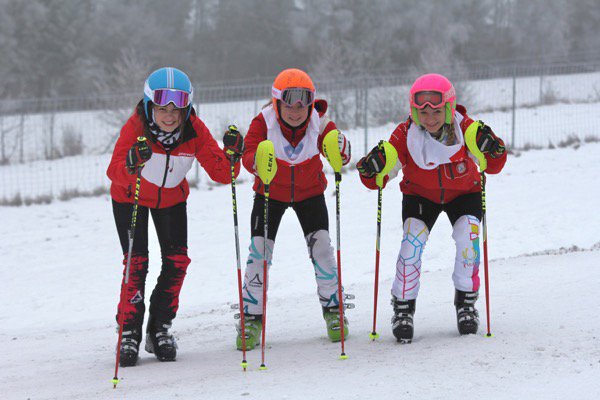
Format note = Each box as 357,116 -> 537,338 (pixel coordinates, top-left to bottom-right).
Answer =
107,106 -> 239,209
242,99 -> 338,203
360,105 -> 507,204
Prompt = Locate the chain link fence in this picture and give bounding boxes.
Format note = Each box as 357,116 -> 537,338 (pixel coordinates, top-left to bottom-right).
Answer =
1,59 -> 600,204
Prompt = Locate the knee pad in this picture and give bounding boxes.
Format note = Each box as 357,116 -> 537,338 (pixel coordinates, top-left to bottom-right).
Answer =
247,236 -> 274,266
398,218 -> 429,265
305,230 -> 337,280
452,215 -> 480,268
305,230 -> 339,307
452,215 -> 481,292
392,218 -> 429,300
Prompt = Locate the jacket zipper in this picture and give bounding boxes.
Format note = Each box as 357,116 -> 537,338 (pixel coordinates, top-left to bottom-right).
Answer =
290,165 -> 295,203
438,166 -> 445,204
156,151 -> 171,208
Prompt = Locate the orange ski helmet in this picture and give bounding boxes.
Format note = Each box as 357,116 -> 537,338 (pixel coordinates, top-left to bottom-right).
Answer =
271,68 -> 316,117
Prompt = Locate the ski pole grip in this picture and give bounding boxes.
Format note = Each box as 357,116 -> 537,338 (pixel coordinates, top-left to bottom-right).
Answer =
375,141 -> 398,188
255,140 -> 277,185
322,129 -> 343,173
464,121 -> 487,172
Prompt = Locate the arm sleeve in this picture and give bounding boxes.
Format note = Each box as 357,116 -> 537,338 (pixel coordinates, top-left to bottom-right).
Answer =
461,118 -> 507,175
194,120 -> 240,184
242,114 -> 268,176
358,122 -> 407,190
317,119 -> 338,157
106,118 -> 140,188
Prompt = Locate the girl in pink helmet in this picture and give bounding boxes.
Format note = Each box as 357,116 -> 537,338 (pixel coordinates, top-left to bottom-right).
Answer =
356,73 -> 507,342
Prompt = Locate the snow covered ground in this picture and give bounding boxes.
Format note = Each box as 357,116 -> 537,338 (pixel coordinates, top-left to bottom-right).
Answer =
1,143 -> 599,399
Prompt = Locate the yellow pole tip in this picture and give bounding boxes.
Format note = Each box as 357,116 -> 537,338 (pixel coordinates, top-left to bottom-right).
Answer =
369,332 -> 379,340
485,333 -> 494,338
241,361 -> 248,368
339,354 -> 349,360
259,365 -> 268,371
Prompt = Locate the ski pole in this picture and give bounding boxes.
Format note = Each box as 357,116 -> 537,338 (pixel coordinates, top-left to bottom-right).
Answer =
480,173 -> 492,337
226,125 -> 248,370
113,136 -> 146,388
465,121 -> 493,337
322,130 -> 348,359
334,171 -> 348,358
369,141 -> 398,340
255,140 -> 277,370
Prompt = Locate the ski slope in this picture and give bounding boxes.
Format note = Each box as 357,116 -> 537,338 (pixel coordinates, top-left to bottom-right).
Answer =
1,143 -> 599,399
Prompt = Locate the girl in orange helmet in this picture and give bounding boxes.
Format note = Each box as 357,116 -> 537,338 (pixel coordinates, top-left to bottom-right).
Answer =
232,68 -> 351,349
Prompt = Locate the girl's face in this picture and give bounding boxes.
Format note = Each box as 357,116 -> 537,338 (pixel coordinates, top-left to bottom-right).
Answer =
417,106 -> 445,133
153,104 -> 182,132
280,102 -> 309,127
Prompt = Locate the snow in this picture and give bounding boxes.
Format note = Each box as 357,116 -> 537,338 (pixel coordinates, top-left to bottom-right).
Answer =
1,141 -> 600,399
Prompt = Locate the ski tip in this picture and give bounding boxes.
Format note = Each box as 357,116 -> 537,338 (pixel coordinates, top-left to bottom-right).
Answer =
369,332 -> 379,340
339,353 -> 349,360
259,364 -> 267,371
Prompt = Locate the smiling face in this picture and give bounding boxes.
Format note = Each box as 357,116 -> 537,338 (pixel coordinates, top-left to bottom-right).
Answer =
417,106 -> 446,133
153,104 -> 183,132
279,102 -> 310,127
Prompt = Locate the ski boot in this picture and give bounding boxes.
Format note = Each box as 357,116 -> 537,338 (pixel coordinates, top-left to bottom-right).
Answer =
455,290 -> 479,335
391,297 -> 416,343
145,321 -> 177,361
119,327 -> 142,367
322,306 -> 349,342
236,314 -> 262,351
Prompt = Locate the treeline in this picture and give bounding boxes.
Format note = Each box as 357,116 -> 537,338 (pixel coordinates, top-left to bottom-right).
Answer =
0,0 -> 598,99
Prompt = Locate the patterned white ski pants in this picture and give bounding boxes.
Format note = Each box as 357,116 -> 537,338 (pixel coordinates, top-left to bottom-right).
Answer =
242,229 -> 340,315
391,215 -> 481,300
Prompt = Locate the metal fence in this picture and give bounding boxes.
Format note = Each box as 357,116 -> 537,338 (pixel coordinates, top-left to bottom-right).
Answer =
1,59 -> 600,203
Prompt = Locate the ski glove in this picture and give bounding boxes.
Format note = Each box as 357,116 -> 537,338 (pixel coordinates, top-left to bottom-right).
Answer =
223,125 -> 244,157
357,145 -> 386,178
338,132 -> 351,165
126,140 -> 152,173
476,123 -> 505,158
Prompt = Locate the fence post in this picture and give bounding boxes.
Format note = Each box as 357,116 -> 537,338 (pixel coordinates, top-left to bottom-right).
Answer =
539,64 -> 544,104
363,76 -> 369,155
511,64 -> 517,148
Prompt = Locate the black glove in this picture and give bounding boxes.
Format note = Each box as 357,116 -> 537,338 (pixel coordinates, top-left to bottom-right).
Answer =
126,139 -> 152,173
223,125 -> 244,157
476,123 -> 505,158
357,144 -> 386,178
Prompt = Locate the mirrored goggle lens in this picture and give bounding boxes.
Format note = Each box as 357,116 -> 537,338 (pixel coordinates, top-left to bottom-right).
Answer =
413,91 -> 444,108
153,89 -> 190,108
280,88 -> 315,107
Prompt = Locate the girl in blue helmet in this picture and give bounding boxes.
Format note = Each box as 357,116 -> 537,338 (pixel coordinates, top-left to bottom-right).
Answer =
107,67 -> 244,366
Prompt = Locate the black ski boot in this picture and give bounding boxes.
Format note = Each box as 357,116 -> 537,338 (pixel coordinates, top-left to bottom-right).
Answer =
391,297 -> 416,343
455,290 -> 479,335
119,327 -> 142,367
145,321 -> 177,361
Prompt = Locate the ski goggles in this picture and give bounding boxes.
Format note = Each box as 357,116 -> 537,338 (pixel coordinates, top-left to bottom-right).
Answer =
272,87 -> 315,107
152,89 -> 191,108
412,91 -> 444,109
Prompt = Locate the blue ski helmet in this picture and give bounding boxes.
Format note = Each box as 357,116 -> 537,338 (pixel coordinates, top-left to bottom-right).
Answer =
143,67 -> 194,121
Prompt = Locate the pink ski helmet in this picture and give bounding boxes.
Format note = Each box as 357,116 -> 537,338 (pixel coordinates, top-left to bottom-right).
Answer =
409,73 -> 456,126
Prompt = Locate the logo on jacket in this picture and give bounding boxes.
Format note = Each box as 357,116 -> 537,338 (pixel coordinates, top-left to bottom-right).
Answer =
284,143 -> 304,160
456,162 -> 466,174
